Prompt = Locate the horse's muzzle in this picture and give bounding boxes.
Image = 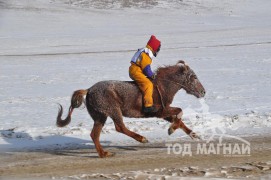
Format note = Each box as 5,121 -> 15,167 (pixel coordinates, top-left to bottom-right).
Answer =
195,80 -> 205,98
200,89 -> 206,97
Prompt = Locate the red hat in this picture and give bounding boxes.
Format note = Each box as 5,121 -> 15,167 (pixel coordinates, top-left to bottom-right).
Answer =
147,35 -> 161,52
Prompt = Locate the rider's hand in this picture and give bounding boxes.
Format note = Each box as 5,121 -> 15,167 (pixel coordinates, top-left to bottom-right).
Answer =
151,74 -> 156,80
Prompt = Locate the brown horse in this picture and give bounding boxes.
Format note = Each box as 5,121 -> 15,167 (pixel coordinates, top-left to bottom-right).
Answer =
56,60 -> 205,158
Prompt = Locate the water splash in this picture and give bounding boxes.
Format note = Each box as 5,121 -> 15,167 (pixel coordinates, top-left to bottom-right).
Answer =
183,99 -> 228,142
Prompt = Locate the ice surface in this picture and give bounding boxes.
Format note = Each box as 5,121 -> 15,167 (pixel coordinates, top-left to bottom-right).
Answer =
0,0 -> 271,150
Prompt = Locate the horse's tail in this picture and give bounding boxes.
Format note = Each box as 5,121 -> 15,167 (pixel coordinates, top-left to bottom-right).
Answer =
56,89 -> 88,127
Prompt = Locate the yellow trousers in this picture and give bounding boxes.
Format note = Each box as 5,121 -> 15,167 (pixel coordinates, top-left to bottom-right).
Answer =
129,65 -> 153,107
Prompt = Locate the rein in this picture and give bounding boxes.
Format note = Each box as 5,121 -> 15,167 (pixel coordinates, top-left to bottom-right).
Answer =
158,78 -> 189,89
155,78 -> 188,110
156,84 -> 166,109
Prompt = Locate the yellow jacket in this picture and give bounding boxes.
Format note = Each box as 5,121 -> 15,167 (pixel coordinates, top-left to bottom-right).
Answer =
129,46 -> 155,107
129,45 -> 154,79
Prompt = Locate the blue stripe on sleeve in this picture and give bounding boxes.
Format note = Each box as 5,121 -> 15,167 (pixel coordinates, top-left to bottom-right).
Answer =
143,65 -> 154,78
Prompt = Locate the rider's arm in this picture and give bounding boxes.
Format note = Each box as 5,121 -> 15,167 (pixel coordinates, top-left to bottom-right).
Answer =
140,53 -> 154,78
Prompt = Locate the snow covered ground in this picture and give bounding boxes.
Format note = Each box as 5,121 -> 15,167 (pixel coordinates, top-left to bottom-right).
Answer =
0,0 -> 271,151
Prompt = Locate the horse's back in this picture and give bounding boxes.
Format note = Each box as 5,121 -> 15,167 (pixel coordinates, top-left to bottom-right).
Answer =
86,80 -> 142,115
88,80 -> 138,94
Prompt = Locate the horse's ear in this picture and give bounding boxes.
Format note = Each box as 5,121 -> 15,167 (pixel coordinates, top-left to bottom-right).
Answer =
177,60 -> 185,65
177,60 -> 189,66
176,60 -> 189,72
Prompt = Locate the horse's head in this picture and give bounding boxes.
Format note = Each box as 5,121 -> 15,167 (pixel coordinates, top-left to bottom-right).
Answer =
175,60 -> 205,98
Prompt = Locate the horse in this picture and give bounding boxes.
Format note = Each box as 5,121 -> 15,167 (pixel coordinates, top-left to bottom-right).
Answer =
56,60 -> 206,158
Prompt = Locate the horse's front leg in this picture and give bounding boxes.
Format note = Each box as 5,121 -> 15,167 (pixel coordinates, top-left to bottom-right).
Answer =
162,107 -> 187,134
162,107 -> 200,140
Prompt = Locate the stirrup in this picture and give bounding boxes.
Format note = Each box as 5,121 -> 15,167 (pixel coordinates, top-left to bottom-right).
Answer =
143,106 -> 158,113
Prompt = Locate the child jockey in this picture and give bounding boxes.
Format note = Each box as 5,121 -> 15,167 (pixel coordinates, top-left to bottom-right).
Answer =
129,35 -> 161,113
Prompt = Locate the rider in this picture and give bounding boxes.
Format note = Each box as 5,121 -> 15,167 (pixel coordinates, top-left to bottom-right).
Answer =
129,35 -> 161,113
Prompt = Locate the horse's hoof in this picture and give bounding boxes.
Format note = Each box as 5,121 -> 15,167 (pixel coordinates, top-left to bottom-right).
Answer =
189,132 -> 201,140
105,151 -> 115,157
141,137 -> 149,143
100,151 -> 115,158
168,127 -> 175,135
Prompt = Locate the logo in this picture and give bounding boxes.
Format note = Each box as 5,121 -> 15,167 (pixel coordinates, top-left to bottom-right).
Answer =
165,99 -> 251,157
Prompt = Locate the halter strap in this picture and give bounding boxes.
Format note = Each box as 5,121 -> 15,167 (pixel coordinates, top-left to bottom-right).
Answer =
155,78 -> 188,110
156,84 -> 166,109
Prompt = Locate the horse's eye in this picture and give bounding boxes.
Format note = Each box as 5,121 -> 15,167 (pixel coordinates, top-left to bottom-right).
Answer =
190,75 -> 197,81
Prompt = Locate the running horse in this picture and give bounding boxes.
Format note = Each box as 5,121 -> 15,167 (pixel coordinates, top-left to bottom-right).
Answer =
56,60 -> 206,158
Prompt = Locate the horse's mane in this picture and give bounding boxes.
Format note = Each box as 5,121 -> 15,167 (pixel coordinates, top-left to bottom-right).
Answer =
156,64 -> 185,79
156,65 -> 174,78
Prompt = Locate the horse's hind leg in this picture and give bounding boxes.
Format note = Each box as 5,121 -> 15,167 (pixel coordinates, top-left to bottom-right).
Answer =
111,110 -> 148,143
90,115 -> 114,158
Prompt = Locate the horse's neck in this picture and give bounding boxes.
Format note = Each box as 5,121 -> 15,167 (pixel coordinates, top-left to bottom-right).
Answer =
156,78 -> 180,105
